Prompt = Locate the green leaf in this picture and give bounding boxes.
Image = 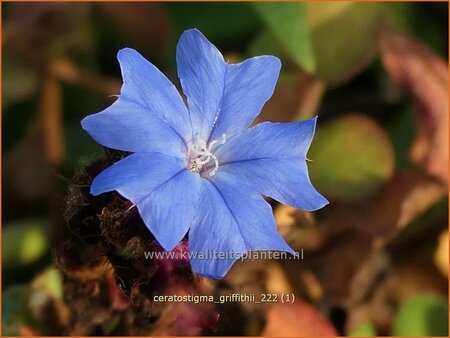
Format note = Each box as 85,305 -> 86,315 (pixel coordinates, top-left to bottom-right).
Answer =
349,321 -> 376,336
248,31 -> 285,64
2,219 -> 49,268
308,114 -> 395,201
253,2 -> 315,73
305,2 -> 382,85
32,268 -> 64,300
392,293 -> 448,336
254,3 -> 403,86
102,314 -> 121,335
2,285 -> 28,336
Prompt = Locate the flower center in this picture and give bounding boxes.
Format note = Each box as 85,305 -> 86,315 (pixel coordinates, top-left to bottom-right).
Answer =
187,134 -> 226,177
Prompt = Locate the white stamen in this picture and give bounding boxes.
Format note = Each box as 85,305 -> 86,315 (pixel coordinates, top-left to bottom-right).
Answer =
209,153 -> 219,176
187,135 -> 226,176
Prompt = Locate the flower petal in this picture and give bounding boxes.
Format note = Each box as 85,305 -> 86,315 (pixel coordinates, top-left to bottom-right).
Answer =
216,118 -> 329,211
176,29 -> 226,140
117,48 -> 192,143
91,152 -> 201,250
81,96 -> 186,157
189,171 -> 294,279
137,169 -> 201,251
208,55 -> 281,142
176,29 -> 281,141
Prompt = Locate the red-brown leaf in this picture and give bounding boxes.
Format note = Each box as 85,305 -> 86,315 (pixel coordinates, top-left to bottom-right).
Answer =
380,28 -> 449,183
263,301 -> 337,336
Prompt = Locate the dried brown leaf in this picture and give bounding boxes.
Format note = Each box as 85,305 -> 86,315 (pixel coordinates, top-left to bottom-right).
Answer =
368,170 -> 445,235
324,170 -> 446,239
40,73 -> 64,165
262,301 -> 337,336
303,229 -> 374,304
151,290 -> 218,336
434,230 -> 449,278
380,28 -> 449,183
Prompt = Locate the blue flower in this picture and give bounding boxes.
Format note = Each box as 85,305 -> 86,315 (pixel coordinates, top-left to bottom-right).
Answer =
81,29 -> 328,279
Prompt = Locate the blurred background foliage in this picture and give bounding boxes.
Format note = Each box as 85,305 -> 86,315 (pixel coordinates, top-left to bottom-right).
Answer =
2,1 -> 448,336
